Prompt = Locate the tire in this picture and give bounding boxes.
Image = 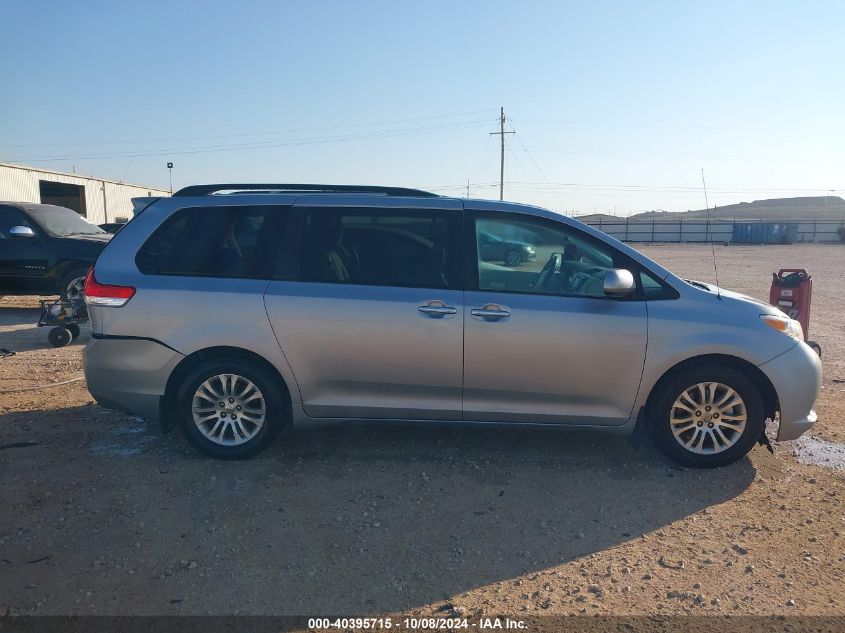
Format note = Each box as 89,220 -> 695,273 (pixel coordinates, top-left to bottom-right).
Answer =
504,249 -> 523,266
649,365 -> 765,468
66,323 -> 81,340
58,267 -> 89,302
176,359 -> 286,459
48,326 -> 72,348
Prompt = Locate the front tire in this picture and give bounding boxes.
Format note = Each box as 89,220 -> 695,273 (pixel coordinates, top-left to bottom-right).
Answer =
176,359 -> 285,459
650,365 -> 765,468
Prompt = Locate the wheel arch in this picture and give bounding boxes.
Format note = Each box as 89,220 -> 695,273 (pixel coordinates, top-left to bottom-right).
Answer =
54,260 -> 93,291
160,345 -> 293,433
642,353 -> 778,434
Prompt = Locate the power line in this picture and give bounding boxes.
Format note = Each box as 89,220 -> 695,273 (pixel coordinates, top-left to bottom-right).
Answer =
513,132 -> 551,183
428,182 -> 841,194
0,108 -> 499,149
517,144 -> 824,164
487,180 -> 843,194
7,119 -> 494,163
426,180 -> 842,197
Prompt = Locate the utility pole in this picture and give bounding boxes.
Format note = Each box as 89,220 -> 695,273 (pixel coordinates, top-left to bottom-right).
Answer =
490,107 -> 514,200
167,162 -> 174,195
466,180 -> 470,198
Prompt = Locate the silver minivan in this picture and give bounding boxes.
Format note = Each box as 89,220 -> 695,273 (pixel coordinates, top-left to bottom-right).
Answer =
82,184 -> 821,467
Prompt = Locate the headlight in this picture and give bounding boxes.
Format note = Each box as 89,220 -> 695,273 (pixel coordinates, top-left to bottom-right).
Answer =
761,314 -> 804,341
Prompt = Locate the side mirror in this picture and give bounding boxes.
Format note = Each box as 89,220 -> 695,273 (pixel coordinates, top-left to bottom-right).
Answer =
9,226 -> 36,239
604,269 -> 636,297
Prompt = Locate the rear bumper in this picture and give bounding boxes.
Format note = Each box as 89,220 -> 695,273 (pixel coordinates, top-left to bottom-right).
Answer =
82,336 -> 184,421
759,341 -> 822,441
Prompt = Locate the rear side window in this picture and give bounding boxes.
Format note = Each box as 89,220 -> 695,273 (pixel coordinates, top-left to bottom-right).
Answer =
301,208 -> 461,289
136,206 -> 283,279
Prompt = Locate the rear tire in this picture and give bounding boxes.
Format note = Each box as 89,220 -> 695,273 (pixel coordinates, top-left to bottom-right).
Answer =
504,249 -> 523,266
650,365 -> 765,468
176,359 -> 286,459
58,267 -> 88,302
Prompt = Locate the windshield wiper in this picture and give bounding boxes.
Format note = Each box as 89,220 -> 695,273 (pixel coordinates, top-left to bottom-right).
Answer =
684,279 -> 713,291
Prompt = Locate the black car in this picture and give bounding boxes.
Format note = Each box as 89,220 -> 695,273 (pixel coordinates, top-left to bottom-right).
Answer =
477,231 -> 537,266
0,202 -> 111,300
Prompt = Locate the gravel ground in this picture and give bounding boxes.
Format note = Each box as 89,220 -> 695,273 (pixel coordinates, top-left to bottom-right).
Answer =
0,243 -> 843,618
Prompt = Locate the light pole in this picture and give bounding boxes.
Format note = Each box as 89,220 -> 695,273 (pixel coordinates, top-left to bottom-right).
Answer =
167,162 -> 174,195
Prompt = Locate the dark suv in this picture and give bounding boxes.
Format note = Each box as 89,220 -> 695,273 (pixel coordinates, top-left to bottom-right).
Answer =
0,202 -> 111,300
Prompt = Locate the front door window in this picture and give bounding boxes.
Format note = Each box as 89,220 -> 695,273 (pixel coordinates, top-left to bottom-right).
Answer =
475,215 -> 619,298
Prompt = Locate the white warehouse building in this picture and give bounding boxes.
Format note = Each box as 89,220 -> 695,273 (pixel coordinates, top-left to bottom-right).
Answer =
0,162 -> 170,225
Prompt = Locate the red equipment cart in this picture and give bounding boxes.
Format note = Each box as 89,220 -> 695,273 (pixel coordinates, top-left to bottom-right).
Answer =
769,269 -> 820,356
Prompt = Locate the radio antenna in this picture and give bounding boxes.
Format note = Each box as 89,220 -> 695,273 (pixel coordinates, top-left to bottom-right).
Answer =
701,168 -> 721,300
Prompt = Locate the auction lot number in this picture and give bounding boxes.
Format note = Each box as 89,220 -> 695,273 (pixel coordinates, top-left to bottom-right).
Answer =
309,618 -> 471,629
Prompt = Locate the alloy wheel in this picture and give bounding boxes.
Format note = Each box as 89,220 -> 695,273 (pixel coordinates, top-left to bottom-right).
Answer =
669,382 -> 747,454
191,373 -> 266,446
66,276 -> 86,301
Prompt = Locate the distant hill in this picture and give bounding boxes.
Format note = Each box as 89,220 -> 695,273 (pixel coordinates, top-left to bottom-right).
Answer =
630,196 -> 845,222
571,213 -> 622,223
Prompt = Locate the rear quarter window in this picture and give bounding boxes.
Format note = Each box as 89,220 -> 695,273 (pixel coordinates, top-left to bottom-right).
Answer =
135,206 -> 284,279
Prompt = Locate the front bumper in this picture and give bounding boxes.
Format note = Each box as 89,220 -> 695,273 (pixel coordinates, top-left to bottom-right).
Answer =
82,336 -> 184,421
759,341 -> 822,441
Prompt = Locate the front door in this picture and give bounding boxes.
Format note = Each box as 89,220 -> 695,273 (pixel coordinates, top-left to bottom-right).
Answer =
0,206 -> 47,294
265,203 -> 464,420
463,210 -> 648,426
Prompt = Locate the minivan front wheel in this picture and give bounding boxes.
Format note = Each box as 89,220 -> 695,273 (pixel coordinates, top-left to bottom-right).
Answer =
176,359 -> 284,459
650,366 -> 765,468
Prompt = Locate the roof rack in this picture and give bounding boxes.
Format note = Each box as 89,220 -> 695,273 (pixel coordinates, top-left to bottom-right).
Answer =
172,183 -> 439,198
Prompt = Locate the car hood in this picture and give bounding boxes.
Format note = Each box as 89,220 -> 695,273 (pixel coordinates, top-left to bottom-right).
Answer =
62,233 -> 112,244
687,279 -> 783,315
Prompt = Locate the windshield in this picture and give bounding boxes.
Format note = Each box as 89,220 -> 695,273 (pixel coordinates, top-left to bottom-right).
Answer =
27,206 -> 106,237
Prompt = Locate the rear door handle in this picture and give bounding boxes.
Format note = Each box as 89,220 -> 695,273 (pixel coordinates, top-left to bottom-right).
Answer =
418,305 -> 458,318
471,305 -> 511,321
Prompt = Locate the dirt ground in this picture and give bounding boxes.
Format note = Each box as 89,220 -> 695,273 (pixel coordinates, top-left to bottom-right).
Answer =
0,244 -> 843,619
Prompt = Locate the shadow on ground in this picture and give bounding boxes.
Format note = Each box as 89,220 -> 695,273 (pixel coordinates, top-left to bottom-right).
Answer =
0,404 -> 756,614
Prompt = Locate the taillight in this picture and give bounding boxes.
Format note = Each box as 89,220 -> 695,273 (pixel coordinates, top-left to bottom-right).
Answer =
83,267 -> 135,307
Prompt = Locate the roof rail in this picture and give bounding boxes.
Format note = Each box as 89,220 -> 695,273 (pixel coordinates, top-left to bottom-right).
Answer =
172,183 -> 439,198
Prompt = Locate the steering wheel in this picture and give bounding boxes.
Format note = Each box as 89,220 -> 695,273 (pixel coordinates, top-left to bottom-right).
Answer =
536,253 -> 562,291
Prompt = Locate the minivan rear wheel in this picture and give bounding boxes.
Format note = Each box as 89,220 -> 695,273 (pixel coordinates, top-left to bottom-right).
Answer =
176,359 -> 284,459
650,365 -> 765,468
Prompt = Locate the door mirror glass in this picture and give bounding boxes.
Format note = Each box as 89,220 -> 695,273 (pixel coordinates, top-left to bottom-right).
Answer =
604,269 -> 636,296
9,226 -> 36,239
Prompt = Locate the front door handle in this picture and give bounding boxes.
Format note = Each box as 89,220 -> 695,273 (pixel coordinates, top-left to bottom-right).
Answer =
471,304 -> 511,321
418,304 -> 458,318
